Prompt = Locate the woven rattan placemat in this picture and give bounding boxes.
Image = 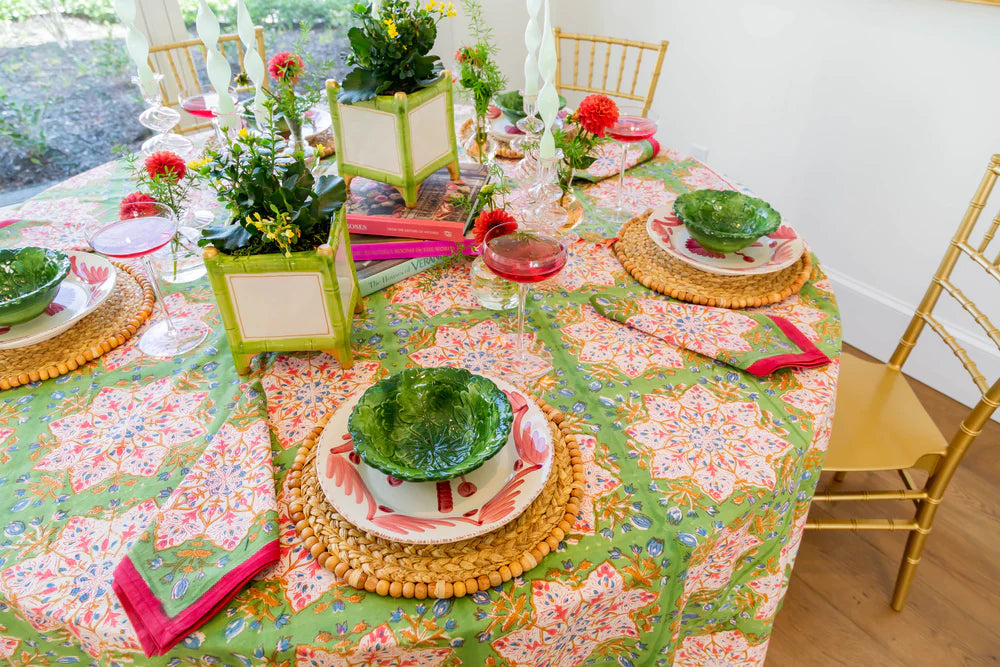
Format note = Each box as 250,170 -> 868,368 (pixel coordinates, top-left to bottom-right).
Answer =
613,209 -> 812,308
0,262 -> 154,390
286,397 -> 584,599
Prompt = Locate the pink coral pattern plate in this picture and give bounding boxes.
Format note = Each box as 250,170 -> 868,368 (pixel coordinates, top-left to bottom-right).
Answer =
645,206 -> 806,276
314,375 -> 554,545
0,251 -> 116,349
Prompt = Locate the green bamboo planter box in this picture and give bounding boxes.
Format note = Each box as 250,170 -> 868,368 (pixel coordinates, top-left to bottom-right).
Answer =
202,208 -> 362,375
326,73 -> 461,208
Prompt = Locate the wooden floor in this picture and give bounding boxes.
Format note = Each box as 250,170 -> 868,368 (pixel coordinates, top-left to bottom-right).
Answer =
767,346 -> 1000,666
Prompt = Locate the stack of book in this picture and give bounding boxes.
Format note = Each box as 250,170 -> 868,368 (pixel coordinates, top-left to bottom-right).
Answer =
346,163 -> 489,296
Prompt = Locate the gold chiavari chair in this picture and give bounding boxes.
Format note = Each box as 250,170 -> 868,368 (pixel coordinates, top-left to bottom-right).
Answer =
147,26 -> 266,134
552,29 -> 668,116
806,154 -> 1000,610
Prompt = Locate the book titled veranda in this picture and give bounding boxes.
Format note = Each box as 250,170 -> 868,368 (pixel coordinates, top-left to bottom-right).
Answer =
345,163 -> 489,242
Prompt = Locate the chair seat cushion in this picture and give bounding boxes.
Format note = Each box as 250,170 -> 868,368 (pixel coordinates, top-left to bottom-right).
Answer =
824,352 -> 948,472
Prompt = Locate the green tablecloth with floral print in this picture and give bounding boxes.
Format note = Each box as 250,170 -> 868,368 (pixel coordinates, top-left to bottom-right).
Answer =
0,147 -> 840,666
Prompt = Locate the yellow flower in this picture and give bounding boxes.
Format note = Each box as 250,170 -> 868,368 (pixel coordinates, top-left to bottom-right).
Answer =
424,0 -> 435,9
187,157 -> 208,170
446,8 -> 456,17
383,18 -> 398,39
238,128 -> 250,139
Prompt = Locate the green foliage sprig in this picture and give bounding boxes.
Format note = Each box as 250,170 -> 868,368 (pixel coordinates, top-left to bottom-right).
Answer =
447,161 -> 511,216
338,0 -> 453,104
191,99 -> 346,256
455,0 -> 505,121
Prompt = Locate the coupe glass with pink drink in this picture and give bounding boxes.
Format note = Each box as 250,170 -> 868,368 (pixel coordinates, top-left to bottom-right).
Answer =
180,88 -> 240,145
481,222 -> 568,359
608,105 -> 659,221
88,202 -> 209,358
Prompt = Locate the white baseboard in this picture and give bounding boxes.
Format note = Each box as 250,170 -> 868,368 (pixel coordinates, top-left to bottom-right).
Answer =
824,266 -> 1000,423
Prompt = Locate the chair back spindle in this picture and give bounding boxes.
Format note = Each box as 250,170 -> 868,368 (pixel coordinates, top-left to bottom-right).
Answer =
553,28 -> 668,116
147,26 -> 266,135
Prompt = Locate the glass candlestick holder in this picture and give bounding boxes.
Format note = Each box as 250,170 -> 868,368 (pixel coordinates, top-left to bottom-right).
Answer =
134,74 -> 194,157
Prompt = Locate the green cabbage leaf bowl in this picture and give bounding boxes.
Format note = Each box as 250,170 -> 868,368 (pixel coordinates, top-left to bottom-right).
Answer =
347,367 -> 514,482
494,90 -> 568,126
673,189 -> 782,253
0,247 -> 71,326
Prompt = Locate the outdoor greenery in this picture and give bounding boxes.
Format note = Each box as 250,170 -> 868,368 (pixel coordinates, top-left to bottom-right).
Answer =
0,1 -> 352,200
0,0 -> 353,29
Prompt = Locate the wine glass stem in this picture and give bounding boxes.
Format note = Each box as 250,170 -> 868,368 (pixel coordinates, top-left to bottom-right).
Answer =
515,282 -> 528,361
616,141 -> 628,220
141,255 -> 179,337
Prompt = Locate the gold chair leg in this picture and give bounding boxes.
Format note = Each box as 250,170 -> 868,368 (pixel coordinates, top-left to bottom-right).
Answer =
890,498 -> 939,610
833,471 -> 848,483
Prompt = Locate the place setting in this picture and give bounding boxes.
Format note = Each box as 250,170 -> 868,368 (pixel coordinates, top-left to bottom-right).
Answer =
287,366 -> 584,599
612,189 -> 813,308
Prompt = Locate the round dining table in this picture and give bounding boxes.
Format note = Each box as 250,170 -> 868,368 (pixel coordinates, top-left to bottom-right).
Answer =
0,138 -> 841,665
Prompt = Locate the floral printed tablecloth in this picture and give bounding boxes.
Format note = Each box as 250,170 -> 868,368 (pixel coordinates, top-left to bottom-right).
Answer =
0,148 -> 840,666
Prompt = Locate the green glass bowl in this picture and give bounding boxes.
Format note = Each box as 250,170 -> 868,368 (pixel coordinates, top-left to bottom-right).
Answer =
0,247 -> 71,326
673,189 -> 782,253
348,368 -> 514,482
494,90 -> 568,126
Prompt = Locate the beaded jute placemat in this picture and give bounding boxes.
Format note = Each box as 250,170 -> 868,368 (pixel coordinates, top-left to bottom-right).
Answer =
286,397 -> 584,599
0,263 -> 154,390
613,209 -> 812,308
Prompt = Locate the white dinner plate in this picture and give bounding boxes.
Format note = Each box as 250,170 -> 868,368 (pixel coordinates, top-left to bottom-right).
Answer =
314,375 -> 554,545
0,251 -> 116,349
645,205 -> 806,276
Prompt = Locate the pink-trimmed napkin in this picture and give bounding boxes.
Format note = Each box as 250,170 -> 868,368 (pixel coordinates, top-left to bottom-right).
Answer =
113,385 -> 279,656
591,295 -> 831,377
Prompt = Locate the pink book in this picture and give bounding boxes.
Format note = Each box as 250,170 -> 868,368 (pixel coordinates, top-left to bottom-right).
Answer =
350,234 -> 478,261
344,163 -> 490,243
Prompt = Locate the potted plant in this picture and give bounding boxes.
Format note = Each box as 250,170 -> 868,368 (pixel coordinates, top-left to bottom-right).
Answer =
455,0 -> 506,163
328,0 -> 460,208
191,101 -> 362,375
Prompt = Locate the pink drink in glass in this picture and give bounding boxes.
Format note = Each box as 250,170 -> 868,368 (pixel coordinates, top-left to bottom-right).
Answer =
89,217 -> 176,259
608,115 -> 658,142
482,231 -> 568,283
482,224 -> 568,360
180,92 -> 236,119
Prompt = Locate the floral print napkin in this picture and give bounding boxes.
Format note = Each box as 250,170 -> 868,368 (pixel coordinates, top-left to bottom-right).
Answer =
112,383 -> 280,656
590,295 -> 831,376
574,138 -> 660,182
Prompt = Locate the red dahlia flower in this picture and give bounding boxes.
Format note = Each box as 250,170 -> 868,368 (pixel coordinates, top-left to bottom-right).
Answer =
473,208 -> 517,246
576,94 -> 619,138
268,52 -> 305,85
144,151 -> 186,182
119,192 -> 158,219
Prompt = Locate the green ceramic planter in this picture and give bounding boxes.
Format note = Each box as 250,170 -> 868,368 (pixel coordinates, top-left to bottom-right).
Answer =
348,367 -> 513,483
494,90 -> 567,126
0,247 -> 71,326
674,189 -> 782,253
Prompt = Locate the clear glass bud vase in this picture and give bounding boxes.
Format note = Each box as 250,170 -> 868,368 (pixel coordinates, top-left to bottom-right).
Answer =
470,255 -> 517,310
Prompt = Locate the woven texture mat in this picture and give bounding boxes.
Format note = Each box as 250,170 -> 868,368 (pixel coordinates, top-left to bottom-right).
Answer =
286,397 -> 584,599
0,262 -> 154,390
613,209 -> 812,308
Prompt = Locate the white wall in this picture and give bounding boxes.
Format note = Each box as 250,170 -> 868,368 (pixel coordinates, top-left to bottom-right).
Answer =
453,0 -> 1000,412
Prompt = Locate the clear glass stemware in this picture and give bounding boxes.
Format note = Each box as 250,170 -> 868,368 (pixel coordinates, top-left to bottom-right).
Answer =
481,222 -> 568,360
608,105 -> 659,222
88,202 -> 209,358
